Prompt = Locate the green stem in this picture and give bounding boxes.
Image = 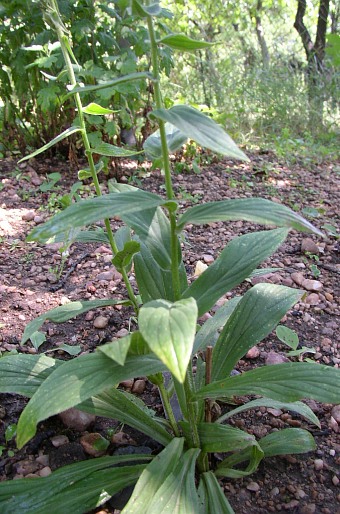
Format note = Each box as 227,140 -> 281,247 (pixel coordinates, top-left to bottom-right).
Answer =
53,21 -> 139,313
158,380 -> 180,437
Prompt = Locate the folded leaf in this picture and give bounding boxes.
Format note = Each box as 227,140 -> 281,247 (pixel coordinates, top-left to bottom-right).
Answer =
198,472 -> 235,514
17,352 -> 165,448
215,444 -> 264,478
97,336 -> 132,366
139,298 -> 198,383
144,122 -> 188,159
150,105 -> 248,160
180,422 -> 257,453
22,299 -> 129,344
212,284 -> 302,380
177,197 -> 323,235
195,362 -> 340,404
0,454 -> 149,514
122,438 -> 185,513
26,191 -> 175,243
182,228 -> 289,317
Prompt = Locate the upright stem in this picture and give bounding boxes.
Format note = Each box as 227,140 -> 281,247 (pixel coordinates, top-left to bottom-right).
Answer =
53,21 -> 139,312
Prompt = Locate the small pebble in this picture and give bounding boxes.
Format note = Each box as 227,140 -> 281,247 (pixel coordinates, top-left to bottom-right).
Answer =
331,405 -> 340,423
93,316 -> 109,329
314,458 -> 324,470
51,435 -> 69,448
131,379 -> 146,395
38,466 -> 52,477
246,481 -> 260,492
59,408 -> 95,431
301,279 -> 323,292
245,346 -> 260,359
22,211 -> 35,221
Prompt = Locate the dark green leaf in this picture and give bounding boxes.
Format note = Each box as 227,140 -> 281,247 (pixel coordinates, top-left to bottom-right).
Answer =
195,363 -> 340,404
97,335 -> 132,366
143,122 -> 187,160
91,142 -> 142,157
69,72 -> 152,95
180,422 -> 257,453
177,197 -> 323,235
182,229 -> 289,317
212,284 -> 302,380
112,241 -> 140,271
198,472 -> 235,514
17,352 -> 165,448
259,428 -> 316,457
150,105 -> 248,160
22,299 -> 129,344
215,444 -> 264,478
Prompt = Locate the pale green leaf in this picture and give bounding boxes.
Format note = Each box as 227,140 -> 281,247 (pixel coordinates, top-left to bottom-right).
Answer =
182,229 -> 289,317
91,142 -> 142,157
217,398 -> 320,427
16,352 -> 165,448
97,336 -> 132,366
26,191 -> 175,243
139,298 -> 198,383
18,127 -> 82,163
82,102 -> 117,115
122,438 -> 185,513
112,241 -> 140,271
212,284 -> 302,380
177,197 -> 323,235
143,122 -> 188,159
195,363 -> 340,404
276,325 -> 299,350
198,472 -> 235,514
0,455 -> 149,514
259,428 -> 316,457
131,0 -> 162,17
69,72 -> 152,95
150,105 -> 248,160
22,299 -> 130,344
159,34 -> 215,52
215,445 -> 264,478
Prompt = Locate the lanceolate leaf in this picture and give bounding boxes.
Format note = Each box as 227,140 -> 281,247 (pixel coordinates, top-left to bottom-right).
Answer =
91,142 -> 142,157
198,472 -> 235,514
26,191 -> 176,243
212,284 -> 302,380
122,438 -> 185,513
195,363 -> 340,404
79,388 -> 172,447
150,105 -> 248,160
182,229 -> 289,317
131,0 -> 162,17
180,422 -> 257,453
17,352 -> 165,448
21,299 -> 130,344
0,455 -> 150,514
146,448 -> 200,514
18,126 -> 82,163
177,198 -> 323,235
159,34 -> 215,52
82,102 -> 117,115
217,398 -> 320,427
259,428 -> 316,457
69,72 -> 152,95
144,122 -> 187,160
139,298 -> 198,383
215,445 -> 264,479
193,297 -> 241,353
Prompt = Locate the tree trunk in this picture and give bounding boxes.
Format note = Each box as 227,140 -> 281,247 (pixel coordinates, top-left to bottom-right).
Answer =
254,0 -> 270,69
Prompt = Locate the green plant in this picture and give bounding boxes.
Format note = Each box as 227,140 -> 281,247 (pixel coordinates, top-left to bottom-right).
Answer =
0,424 -> 17,458
0,2 -> 339,513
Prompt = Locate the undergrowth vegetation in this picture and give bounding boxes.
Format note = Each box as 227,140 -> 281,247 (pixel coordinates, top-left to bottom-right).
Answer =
0,1 -> 339,513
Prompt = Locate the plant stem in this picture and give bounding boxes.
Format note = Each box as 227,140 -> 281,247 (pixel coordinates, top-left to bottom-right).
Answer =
158,380 -> 180,437
52,17 -> 139,313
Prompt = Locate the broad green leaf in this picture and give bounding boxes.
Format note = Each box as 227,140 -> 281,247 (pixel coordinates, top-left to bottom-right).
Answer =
131,0 -> 162,17
193,297 -> 241,353
143,122 -> 188,160
17,352 -> 165,448
44,229 -> 109,245
26,191 -> 176,243
259,428 -> 316,457
122,438 -> 185,513
150,105 -> 248,160
57,344 -> 81,356
276,325 -> 299,350
195,362 -> 340,404
21,299 -> 129,344
198,472 -> 235,514
134,243 -> 175,302
217,398 -> 320,427
139,298 -> 198,383
0,455 -> 150,514
97,336 -> 132,366
212,284 -> 302,380
146,448 -> 200,514
217,428 -> 316,479
177,197 -> 323,235
79,388 -> 172,447
114,225 -> 132,250
91,142 -> 142,157
29,331 -> 46,350
180,422 -> 257,453
112,241 -> 140,271
69,72 -> 152,95
82,102 -> 117,115
0,354 -> 61,397
215,444 -> 264,478
18,127 -> 82,163
159,34 -> 215,52
182,229 -> 289,317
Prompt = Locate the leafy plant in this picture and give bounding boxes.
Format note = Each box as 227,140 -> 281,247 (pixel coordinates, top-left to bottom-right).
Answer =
0,2 -> 339,513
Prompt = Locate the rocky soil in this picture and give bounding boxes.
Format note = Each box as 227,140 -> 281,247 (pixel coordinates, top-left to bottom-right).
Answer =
0,152 -> 339,513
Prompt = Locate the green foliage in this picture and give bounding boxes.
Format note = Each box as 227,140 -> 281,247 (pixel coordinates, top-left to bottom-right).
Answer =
0,1 -> 339,513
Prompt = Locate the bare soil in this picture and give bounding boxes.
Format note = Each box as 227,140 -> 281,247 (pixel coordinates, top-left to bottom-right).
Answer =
0,152 -> 339,514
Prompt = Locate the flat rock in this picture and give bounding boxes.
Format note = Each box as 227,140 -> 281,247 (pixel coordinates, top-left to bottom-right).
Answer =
305,293 -> 320,305
301,279 -> 323,292
301,238 -> 320,254
291,272 -> 304,286
22,211 -> 35,221
265,352 -> 290,365
59,408 -> 95,431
